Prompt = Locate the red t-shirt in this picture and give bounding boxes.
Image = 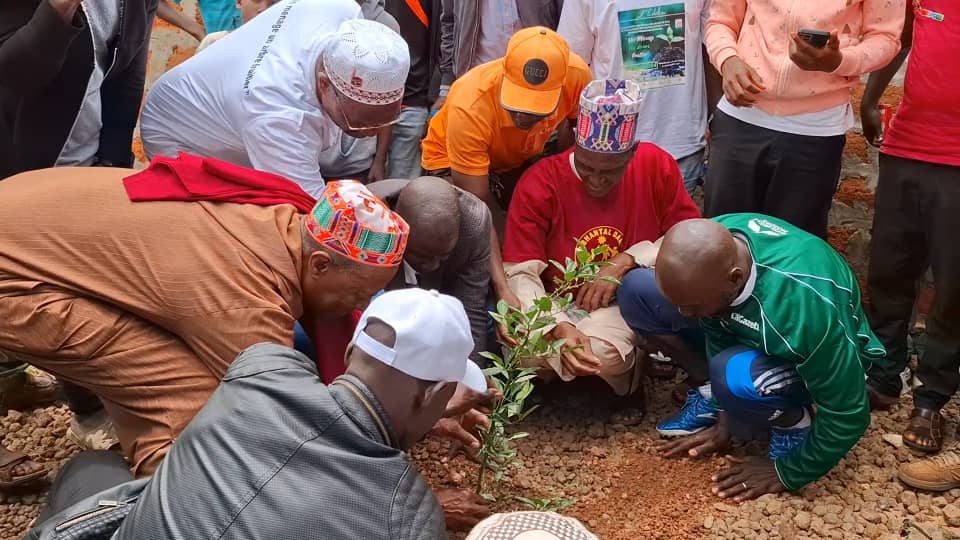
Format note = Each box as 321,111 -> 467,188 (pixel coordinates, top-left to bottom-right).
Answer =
503,144 -> 701,290
882,0 -> 960,167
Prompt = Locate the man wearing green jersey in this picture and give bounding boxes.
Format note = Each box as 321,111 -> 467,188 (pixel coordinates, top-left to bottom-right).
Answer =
617,214 -> 885,500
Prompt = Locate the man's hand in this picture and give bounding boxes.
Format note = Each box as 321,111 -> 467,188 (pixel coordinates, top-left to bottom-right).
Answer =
430,410 -> 489,453
712,456 -> 787,501
495,287 -> 522,347
720,56 -> 765,107
789,31 -> 843,73
659,412 -> 731,458
436,488 -> 491,531
547,322 -> 602,377
49,0 -> 82,24
368,161 -> 386,183
444,383 -> 498,418
861,104 -> 883,147
576,252 -> 633,312
431,95 -> 447,112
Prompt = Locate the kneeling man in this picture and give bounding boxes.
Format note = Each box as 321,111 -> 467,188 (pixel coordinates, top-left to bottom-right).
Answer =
618,215 -> 884,500
502,79 -> 700,418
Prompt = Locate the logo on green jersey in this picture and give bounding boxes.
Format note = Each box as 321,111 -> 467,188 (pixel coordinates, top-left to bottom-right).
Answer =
730,312 -> 760,331
748,218 -> 788,237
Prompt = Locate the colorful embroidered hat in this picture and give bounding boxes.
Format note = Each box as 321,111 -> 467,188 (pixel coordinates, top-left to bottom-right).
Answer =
322,18 -> 410,106
305,180 -> 409,267
575,79 -> 643,154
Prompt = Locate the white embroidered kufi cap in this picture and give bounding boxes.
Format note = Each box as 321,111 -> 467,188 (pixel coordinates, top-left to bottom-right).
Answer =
322,18 -> 410,106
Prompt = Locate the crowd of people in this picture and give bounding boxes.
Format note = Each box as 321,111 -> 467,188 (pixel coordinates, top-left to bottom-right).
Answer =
0,0 -> 957,537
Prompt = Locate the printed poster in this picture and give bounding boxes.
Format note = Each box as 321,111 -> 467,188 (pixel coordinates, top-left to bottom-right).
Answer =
617,2 -> 687,90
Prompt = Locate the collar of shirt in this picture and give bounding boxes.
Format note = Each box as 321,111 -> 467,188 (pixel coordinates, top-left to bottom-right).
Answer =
403,261 -> 419,286
730,234 -> 757,307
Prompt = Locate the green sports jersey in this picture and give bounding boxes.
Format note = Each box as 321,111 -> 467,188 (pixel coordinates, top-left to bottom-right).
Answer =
702,214 -> 885,491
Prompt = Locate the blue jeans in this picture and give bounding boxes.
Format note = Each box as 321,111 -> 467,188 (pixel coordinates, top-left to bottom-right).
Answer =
388,106 -> 429,180
676,148 -> 706,196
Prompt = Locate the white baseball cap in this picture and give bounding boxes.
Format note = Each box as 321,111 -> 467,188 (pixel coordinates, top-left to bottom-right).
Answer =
321,18 -> 410,106
351,288 -> 488,393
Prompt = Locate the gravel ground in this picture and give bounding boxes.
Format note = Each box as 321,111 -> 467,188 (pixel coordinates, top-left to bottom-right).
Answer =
4,375 -> 954,540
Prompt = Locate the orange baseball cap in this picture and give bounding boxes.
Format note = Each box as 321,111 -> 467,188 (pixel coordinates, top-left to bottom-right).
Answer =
499,27 -> 570,116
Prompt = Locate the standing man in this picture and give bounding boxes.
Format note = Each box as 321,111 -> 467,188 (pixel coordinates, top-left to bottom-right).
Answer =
0,0 -> 157,176
618,216 -> 884,500
558,0 -> 722,195
384,0 -> 442,179
0,167 -> 408,476
702,0 -> 904,238
435,0 -> 564,113
858,0 -> 960,459
421,27 -> 591,308
140,2 -> 409,197
503,79 -> 700,422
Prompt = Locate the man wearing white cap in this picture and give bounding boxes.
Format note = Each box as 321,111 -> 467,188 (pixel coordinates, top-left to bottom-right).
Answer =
27,288 -> 491,539
140,0 -> 409,197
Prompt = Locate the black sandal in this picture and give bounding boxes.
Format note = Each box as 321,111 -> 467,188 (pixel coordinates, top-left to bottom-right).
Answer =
903,407 -> 944,453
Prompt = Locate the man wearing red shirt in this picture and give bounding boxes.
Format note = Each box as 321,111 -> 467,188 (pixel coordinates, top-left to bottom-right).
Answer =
502,79 -> 700,418
859,0 -> 960,461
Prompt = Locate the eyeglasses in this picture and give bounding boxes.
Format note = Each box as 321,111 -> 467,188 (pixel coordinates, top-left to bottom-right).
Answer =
331,88 -> 400,132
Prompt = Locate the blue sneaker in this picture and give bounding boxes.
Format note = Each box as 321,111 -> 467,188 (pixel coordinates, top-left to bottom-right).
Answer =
768,426 -> 810,460
657,388 -> 719,437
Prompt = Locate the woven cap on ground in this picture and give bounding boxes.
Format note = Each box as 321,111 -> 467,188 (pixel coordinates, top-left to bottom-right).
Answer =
321,18 -> 410,106
466,511 -> 599,540
304,180 -> 408,267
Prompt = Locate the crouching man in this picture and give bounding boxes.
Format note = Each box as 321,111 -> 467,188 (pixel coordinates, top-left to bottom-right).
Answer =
617,215 -> 884,499
27,289 -> 489,539
501,79 -> 700,423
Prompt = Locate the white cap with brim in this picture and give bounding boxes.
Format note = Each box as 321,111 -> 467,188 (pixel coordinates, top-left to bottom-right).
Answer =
351,288 -> 488,393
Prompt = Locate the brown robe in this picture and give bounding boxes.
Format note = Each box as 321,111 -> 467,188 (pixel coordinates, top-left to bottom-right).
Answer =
0,167 -> 304,475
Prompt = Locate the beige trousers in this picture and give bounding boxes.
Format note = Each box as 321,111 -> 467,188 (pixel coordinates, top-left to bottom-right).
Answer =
505,261 -> 641,396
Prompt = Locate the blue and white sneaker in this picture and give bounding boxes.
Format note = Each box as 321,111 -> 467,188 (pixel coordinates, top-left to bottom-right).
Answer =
657,388 -> 719,437
768,426 -> 810,460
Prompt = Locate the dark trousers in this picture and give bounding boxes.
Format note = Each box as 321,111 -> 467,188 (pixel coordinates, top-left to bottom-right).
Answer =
37,450 -> 133,523
866,154 -> 960,409
704,110 -> 846,238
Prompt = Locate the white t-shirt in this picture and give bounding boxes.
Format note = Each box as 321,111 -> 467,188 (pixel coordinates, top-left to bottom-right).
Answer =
140,0 -> 362,197
717,97 -> 854,137
558,0 -> 710,160
474,0 -> 523,67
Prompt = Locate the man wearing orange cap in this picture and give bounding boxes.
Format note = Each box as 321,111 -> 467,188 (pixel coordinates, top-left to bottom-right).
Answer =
0,168 -> 408,477
421,26 -> 591,308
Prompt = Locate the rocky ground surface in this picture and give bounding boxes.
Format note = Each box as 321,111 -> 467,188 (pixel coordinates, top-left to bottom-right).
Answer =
4,375 -> 960,540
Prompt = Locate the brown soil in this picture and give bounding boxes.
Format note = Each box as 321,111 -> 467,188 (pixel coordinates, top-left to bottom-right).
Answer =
163,45 -> 197,72
827,226 -> 853,255
844,133 -> 870,163
850,86 -> 905,122
835,176 -> 876,210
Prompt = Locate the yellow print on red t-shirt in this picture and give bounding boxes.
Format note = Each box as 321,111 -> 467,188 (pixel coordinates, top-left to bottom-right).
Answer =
577,226 -> 625,260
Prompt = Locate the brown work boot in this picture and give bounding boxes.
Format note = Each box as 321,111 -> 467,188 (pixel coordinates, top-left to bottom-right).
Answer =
0,360 -> 62,412
899,449 -> 960,491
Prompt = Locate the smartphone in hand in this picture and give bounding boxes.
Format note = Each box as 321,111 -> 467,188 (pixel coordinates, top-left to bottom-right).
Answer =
798,29 -> 830,48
